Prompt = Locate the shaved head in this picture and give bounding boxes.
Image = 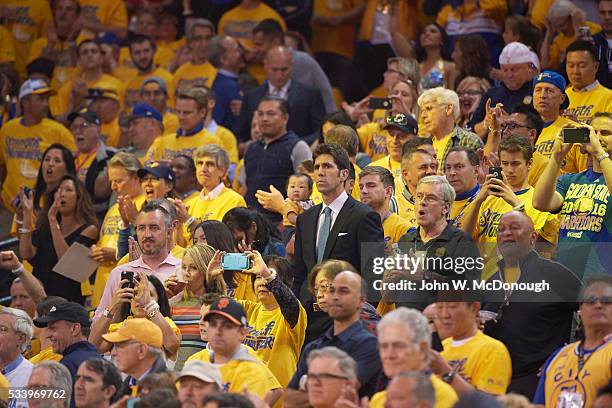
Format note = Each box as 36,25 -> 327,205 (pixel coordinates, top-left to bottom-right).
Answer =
497,211 -> 536,259
329,271 -> 364,322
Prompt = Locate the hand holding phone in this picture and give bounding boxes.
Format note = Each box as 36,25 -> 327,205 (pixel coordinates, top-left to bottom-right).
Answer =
120,271 -> 135,289
369,98 -> 391,110
221,253 -> 252,270
488,167 -> 503,193
563,127 -> 590,144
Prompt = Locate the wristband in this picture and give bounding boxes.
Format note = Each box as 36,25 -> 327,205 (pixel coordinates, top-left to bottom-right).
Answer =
18,228 -> 31,234
597,152 -> 610,163
11,265 -> 25,276
263,268 -> 277,284
15,218 -> 23,225
144,300 -> 159,314
186,216 -> 196,227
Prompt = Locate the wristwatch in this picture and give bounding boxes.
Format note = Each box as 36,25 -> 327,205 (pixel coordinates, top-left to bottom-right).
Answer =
442,371 -> 456,384
148,307 -> 160,319
102,309 -> 114,319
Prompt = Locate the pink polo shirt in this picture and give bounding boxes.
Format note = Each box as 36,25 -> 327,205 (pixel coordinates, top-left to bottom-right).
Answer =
93,252 -> 181,319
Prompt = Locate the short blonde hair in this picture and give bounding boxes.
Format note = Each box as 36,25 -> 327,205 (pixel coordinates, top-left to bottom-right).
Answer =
457,76 -> 491,95
108,151 -> 142,176
417,87 -> 460,120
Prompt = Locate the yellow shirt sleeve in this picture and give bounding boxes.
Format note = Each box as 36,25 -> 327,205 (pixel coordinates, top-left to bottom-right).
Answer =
469,343 -> 512,395
0,26 -> 16,63
216,126 -> 239,164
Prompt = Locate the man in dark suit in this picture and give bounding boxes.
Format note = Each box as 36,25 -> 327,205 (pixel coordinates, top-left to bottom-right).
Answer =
292,143 -> 385,298
236,46 -> 325,146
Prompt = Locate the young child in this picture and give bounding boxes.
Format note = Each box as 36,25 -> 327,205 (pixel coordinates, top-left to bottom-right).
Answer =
282,173 -> 315,229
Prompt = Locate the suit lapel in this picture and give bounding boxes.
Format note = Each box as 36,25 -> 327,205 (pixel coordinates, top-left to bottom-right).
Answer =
323,198 -> 354,260
306,204 -> 323,260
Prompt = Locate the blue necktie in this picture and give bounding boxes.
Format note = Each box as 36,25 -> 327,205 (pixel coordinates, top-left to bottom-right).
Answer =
317,207 -> 332,262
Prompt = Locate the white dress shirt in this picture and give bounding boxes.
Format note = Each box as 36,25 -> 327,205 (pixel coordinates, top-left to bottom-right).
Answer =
316,191 -> 349,248
267,80 -> 291,99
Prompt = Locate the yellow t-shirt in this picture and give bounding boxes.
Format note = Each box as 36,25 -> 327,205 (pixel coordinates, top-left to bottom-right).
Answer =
549,22 -> 601,69
475,186 -> 558,280
0,372 -> 8,403
432,133 -> 453,169
91,195 -> 147,306
311,0 -> 363,59
441,330 -> 512,395
187,348 -> 282,398
0,25 -> 16,64
565,83 -> 612,125
357,122 -> 388,161
218,3 -> 286,50
383,213 -> 411,246
170,62 -> 218,101
78,0 -> 128,35
369,374 -> 458,408
450,186 -> 480,229
228,272 -> 258,302
56,73 -> 125,117
101,118 -> 121,148
0,117 -> 75,212
370,155 -> 404,206
1,0 -> 51,75
145,128 -> 223,163
529,116 -> 588,187
214,125 -> 239,164
29,346 -> 63,364
124,67 -> 174,107
163,111 -> 179,136
394,193 -> 417,229
186,187 -> 247,224
236,300 -> 307,387
529,0 -> 554,29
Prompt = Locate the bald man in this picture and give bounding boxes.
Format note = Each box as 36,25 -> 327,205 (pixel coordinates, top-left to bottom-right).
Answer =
236,45 -> 325,145
480,211 -> 581,400
286,271 -> 382,404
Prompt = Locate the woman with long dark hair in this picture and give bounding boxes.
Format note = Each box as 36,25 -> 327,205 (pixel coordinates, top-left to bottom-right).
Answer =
415,24 -> 457,90
222,208 -> 285,257
90,273 -> 180,358
19,174 -> 99,303
452,35 -> 494,87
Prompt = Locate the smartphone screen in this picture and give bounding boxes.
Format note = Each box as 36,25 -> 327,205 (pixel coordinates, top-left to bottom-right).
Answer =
221,253 -> 251,270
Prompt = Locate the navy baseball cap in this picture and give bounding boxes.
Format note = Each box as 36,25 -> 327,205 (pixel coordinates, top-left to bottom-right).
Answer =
384,112 -> 418,135
129,103 -> 163,123
68,108 -> 101,126
33,302 -> 91,328
137,162 -> 175,184
204,297 -> 247,327
533,70 -> 569,109
95,32 -> 119,46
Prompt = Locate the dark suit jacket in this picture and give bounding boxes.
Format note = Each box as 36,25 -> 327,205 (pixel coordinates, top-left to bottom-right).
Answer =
236,79 -> 325,145
292,195 -> 384,299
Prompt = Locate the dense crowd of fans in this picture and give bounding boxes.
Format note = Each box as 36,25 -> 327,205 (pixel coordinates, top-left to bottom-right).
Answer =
0,0 -> 611,407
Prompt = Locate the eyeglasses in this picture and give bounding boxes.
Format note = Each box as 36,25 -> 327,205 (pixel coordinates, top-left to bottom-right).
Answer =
580,296 -> 612,304
501,122 -> 530,131
457,90 -> 483,97
70,122 -> 94,132
306,373 -> 349,383
414,193 -> 445,204
314,283 -> 332,294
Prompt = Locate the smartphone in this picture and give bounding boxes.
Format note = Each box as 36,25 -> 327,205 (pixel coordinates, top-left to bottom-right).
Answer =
120,271 -> 135,289
578,26 -> 591,37
489,166 -> 503,193
369,97 -> 391,110
126,398 -> 140,408
563,127 -> 590,144
221,253 -> 252,271
14,187 -> 31,208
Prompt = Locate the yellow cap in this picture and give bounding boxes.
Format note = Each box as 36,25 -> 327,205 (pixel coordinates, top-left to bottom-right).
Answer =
88,81 -> 120,102
102,318 -> 163,348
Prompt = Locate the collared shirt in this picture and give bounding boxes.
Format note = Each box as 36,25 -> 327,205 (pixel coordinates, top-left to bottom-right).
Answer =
570,80 -> 600,93
4,355 -> 33,408
267,80 -> 291,99
201,182 -> 224,201
217,68 -> 238,79
177,121 -> 205,137
94,252 -> 182,319
316,191 -> 349,248
288,320 -> 382,397
206,119 -> 218,135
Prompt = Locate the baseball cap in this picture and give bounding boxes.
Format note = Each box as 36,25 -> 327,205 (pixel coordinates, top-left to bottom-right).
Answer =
95,32 -> 119,47
33,302 -> 91,328
19,78 -> 56,100
204,297 -> 247,327
129,103 -> 163,123
101,318 -> 163,348
499,42 -> 535,66
141,77 -> 168,95
87,81 -> 120,102
68,108 -> 101,126
533,70 -> 569,109
137,162 -> 176,184
177,361 -> 223,389
384,112 -> 418,135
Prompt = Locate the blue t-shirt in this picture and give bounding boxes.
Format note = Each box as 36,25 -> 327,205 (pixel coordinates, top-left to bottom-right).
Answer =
556,169 -> 612,279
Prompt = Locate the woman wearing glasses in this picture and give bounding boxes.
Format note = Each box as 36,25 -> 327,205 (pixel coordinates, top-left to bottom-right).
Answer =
456,77 -> 490,130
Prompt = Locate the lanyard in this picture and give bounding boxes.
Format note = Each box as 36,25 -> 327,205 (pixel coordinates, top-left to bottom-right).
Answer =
452,185 -> 480,226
